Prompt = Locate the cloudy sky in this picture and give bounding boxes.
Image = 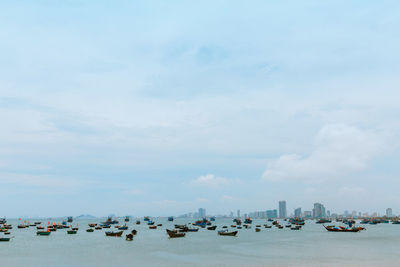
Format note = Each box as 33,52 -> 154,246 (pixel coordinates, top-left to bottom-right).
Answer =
1,0 -> 400,217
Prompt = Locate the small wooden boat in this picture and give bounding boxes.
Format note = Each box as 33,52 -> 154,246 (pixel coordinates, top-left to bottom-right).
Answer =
237,226 -> 242,229
230,225 -> 237,228
264,225 -> 272,228
72,227 -> 79,231
37,231 -> 51,236
136,220 -> 141,225
48,228 -> 56,232
256,225 -> 261,227
166,229 -> 185,238
126,233 -> 134,241
187,228 -> 199,232
149,225 -> 157,229
95,226 -> 102,230
157,224 -> 162,227
255,228 -> 261,232
86,229 -> 94,232
4,232 -> 10,235
105,231 -> 123,237
218,230 -> 238,236
67,230 -> 77,234
285,225 -> 291,228
88,223 -> 97,227
222,226 -> 228,229
35,222 -> 41,225
324,225 -> 360,232
131,229 -> 137,235
17,225 -> 27,229
207,226 -> 217,230
0,237 -> 10,242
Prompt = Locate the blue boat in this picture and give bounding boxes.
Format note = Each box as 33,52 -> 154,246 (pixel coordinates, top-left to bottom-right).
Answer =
168,216 -> 174,222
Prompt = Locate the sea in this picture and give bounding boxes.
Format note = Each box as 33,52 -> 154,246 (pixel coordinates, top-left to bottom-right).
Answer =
1,218 -> 399,266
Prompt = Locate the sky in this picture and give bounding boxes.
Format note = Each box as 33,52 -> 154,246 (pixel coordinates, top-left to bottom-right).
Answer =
1,0 -> 400,217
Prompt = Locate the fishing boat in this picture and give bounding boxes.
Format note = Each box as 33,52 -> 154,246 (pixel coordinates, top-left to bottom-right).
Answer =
105,231 -> 123,237
36,226 -> 44,230
324,225 -> 360,232
88,223 -> 97,227
207,225 -> 217,230
264,225 -> 272,228
392,221 -> 400,224
102,217 -> 119,225
316,218 -> 331,224
166,229 -> 185,238
95,226 -> 102,230
86,228 -> 94,232
218,230 -> 238,236
187,228 -> 199,232
157,224 -> 162,227
119,225 -> 128,230
291,225 -> 302,230
149,225 -> 157,229
144,216 -> 150,222
67,230 -> 77,234
210,217 -> 216,221
126,233 -> 134,241
67,217 -> 73,223
289,218 -> 305,225
37,231 -> 51,236
255,228 -> 261,232
233,218 -> 242,225
136,220 -> 141,225
125,216 -> 130,222
244,218 -> 252,224
131,229 -> 137,235
0,237 -> 10,242
168,216 -> 174,222
147,221 -> 155,225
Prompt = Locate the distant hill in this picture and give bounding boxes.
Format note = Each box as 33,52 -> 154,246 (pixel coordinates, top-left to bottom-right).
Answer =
75,214 -> 96,219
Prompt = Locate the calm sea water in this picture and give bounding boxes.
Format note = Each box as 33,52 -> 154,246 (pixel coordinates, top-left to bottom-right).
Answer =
1,218 -> 400,266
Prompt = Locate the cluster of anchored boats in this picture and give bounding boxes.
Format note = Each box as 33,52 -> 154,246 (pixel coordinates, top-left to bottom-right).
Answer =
3,215 -> 389,242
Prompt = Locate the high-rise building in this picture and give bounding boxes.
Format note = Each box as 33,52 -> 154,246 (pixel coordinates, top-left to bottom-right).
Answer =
198,208 -> 206,218
294,208 -> 302,218
386,208 -> 393,217
303,211 -> 312,218
327,210 -> 331,217
279,201 -> 287,218
266,209 -> 278,219
237,209 -> 240,218
313,203 -> 326,218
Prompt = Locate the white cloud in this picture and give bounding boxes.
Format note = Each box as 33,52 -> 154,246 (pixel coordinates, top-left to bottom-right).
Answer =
192,174 -> 230,188
262,124 -> 388,182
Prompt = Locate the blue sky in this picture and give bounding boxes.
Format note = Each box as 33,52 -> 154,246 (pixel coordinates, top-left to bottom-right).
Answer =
1,0 -> 400,217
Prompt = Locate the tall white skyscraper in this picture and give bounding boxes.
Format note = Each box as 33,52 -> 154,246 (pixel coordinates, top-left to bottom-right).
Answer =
386,208 -> 393,217
294,208 -> 302,218
198,208 -> 206,218
279,201 -> 287,218
313,203 -> 326,218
